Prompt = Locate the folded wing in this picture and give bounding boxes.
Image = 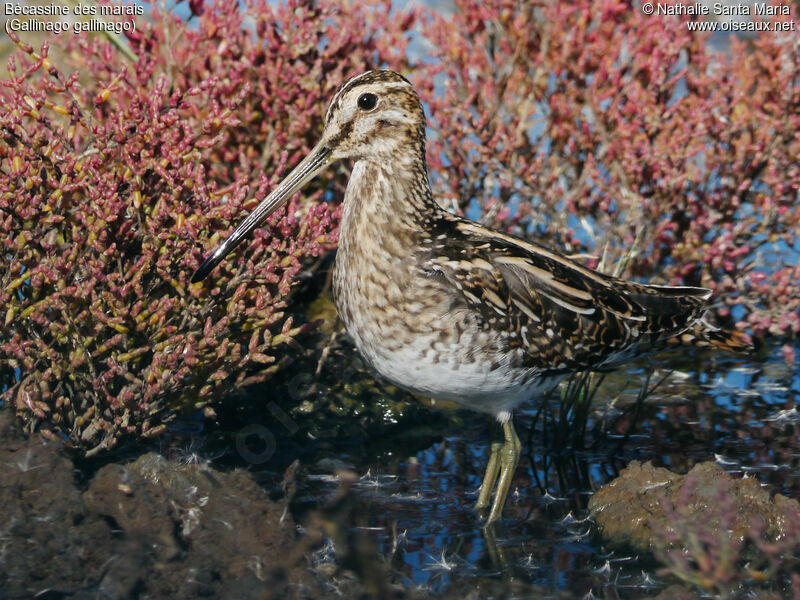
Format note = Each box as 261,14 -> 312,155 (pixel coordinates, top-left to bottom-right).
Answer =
426,219 -> 713,372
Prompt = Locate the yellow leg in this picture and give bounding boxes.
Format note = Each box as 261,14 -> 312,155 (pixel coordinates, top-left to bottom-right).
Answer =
475,441 -> 503,510
485,420 -> 521,524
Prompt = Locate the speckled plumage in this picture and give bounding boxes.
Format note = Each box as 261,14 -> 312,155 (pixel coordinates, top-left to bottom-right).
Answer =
193,70 -> 752,523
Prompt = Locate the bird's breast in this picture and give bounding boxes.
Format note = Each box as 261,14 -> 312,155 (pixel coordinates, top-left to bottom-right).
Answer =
332,235 -> 551,412
329,160 -> 558,413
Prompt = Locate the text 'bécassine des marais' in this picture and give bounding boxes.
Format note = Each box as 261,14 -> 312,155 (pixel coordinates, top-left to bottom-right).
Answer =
656,3 -> 789,16
4,2 -> 143,16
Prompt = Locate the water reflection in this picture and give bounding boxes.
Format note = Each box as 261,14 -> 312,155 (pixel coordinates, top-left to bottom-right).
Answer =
273,341 -> 798,596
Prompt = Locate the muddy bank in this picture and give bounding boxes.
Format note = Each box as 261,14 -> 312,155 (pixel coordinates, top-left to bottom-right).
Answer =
0,407 -> 429,599
4,406 -> 551,599
0,408 -> 315,598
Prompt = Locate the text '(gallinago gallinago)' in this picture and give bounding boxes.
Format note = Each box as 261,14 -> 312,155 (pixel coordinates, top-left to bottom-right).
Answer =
192,71 -> 752,524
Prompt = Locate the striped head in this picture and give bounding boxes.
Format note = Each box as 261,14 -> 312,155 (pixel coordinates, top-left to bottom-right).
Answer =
322,70 -> 426,162
191,70 -> 426,282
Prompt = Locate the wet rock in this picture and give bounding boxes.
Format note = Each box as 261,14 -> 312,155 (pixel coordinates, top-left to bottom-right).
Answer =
589,460 -> 800,554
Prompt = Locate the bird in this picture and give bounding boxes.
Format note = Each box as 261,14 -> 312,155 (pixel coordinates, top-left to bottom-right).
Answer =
192,70 -> 752,524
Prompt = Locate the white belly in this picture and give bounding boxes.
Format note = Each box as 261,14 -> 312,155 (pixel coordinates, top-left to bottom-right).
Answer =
354,330 -> 565,420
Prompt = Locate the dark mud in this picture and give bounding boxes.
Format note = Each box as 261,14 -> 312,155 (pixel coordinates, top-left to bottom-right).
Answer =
0,408 -> 313,599
0,408 -> 420,600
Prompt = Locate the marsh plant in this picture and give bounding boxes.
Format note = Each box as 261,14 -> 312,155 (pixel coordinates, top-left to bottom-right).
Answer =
417,0 -> 799,342
0,1 -> 413,454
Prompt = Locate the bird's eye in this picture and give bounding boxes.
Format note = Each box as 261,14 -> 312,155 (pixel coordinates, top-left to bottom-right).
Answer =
357,93 -> 378,111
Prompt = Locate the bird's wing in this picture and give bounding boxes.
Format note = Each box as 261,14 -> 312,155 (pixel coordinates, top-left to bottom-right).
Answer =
425,218 -> 711,371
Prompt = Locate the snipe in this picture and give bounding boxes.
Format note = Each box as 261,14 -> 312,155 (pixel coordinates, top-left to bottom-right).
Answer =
192,70 -> 752,524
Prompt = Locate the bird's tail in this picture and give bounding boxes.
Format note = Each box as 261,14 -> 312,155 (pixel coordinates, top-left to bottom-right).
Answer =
667,320 -> 754,353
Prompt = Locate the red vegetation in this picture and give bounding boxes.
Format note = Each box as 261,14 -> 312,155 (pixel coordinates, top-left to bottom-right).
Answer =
417,0 -> 799,342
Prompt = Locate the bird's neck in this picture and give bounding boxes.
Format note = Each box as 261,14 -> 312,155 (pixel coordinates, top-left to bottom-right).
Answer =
339,152 -> 441,246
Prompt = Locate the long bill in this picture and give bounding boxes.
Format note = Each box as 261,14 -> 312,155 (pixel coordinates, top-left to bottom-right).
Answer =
192,142 -> 332,283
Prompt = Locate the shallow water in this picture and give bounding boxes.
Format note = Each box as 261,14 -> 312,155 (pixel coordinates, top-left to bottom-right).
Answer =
208,340 -> 799,598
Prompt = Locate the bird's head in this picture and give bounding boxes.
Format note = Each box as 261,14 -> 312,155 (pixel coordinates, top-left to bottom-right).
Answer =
321,70 -> 426,163
191,70 -> 424,283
